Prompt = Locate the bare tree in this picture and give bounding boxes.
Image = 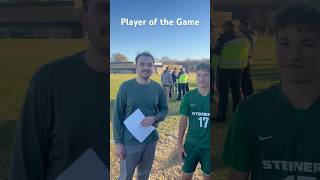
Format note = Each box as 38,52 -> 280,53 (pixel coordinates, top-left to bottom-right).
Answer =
111,53 -> 129,62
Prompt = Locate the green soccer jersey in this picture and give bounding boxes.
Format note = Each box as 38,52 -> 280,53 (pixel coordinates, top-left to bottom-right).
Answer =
179,88 -> 211,149
223,84 -> 320,180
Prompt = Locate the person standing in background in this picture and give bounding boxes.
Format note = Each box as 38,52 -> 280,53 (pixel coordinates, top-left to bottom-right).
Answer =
161,66 -> 173,104
185,69 -> 190,92
239,19 -> 255,98
212,21 -> 250,122
176,68 -> 188,100
171,67 -> 178,97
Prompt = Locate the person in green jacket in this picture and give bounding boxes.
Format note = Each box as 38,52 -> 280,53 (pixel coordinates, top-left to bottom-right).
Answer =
9,0 -> 109,179
223,3 -> 320,180
113,52 -> 169,180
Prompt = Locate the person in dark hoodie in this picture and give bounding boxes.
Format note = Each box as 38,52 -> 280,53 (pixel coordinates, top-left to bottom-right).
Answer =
9,0 -> 109,179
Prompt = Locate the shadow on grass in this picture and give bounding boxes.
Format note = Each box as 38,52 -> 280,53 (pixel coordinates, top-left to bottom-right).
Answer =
0,119 -> 17,180
212,120 -> 231,171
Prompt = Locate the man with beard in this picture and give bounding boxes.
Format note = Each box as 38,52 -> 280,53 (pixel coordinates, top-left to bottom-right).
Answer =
9,0 -> 109,179
113,52 -> 168,180
223,3 -> 320,180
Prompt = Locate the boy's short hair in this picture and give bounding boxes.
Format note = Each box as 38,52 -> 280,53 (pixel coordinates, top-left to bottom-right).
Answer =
273,2 -> 320,36
196,63 -> 210,72
135,52 -> 155,64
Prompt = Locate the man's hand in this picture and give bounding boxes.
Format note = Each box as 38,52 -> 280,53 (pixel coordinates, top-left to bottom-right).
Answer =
177,145 -> 187,162
115,143 -> 125,160
141,116 -> 156,127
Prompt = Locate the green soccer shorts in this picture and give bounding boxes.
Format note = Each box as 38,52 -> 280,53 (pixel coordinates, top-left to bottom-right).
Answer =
182,143 -> 211,176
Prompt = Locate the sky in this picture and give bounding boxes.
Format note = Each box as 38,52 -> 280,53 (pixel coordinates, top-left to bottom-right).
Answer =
111,0 -> 210,61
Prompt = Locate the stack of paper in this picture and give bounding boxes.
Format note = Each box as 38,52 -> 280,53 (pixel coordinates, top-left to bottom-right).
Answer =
124,109 -> 156,142
56,148 -> 109,180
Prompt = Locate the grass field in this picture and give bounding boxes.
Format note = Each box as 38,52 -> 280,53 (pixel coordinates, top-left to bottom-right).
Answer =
0,38 -> 279,180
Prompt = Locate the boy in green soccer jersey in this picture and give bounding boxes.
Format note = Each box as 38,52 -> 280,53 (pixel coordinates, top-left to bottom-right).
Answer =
177,63 -> 211,180
223,3 -> 320,180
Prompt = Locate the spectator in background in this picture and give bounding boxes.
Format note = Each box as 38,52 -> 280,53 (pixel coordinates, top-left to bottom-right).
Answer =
170,67 -> 178,98
176,68 -> 188,100
239,19 -> 255,97
212,21 -> 250,122
161,66 -> 173,104
185,69 -> 190,92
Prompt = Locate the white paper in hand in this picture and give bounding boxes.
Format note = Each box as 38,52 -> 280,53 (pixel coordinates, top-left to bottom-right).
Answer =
124,109 -> 156,142
56,148 -> 108,180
